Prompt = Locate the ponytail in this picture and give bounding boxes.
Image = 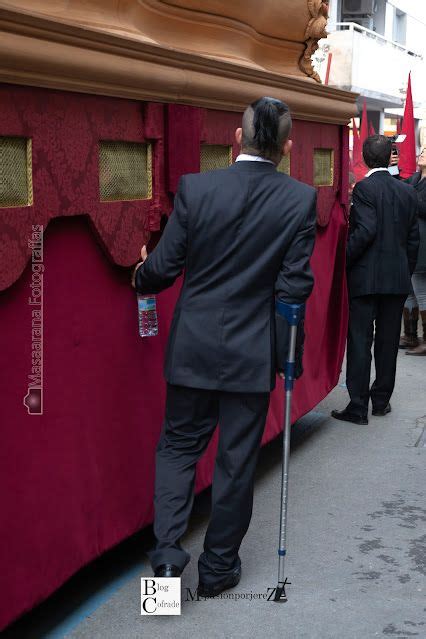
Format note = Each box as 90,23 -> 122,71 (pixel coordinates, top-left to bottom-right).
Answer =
253,99 -> 280,155
249,96 -> 290,158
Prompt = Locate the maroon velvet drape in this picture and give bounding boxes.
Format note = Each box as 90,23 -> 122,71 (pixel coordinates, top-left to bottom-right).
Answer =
0,85 -> 349,629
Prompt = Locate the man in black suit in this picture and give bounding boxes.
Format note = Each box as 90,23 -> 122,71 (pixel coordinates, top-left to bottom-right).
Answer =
332,135 -> 419,426
132,97 -> 317,596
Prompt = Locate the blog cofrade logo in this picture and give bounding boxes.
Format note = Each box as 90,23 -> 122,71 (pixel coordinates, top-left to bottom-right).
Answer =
141,578 -> 181,615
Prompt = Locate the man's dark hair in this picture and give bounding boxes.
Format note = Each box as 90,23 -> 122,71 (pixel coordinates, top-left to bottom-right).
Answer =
362,135 -> 392,169
242,97 -> 292,164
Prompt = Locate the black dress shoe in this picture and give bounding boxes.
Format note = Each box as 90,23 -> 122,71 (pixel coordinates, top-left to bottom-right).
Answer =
331,409 -> 368,425
154,563 -> 182,578
197,566 -> 241,598
372,403 -> 391,416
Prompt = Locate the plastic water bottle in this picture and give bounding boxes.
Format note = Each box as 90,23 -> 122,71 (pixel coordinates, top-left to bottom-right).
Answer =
137,294 -> 158,337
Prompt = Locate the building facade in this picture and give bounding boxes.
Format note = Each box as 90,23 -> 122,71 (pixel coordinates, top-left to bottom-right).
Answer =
316,0 -> 426,143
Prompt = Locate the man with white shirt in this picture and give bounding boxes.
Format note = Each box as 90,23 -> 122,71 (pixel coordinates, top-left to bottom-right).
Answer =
132,97 -> 317,596
332,135 -> 419,426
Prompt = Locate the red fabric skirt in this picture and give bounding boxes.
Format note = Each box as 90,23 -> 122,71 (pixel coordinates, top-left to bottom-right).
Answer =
0,205 -> 347,629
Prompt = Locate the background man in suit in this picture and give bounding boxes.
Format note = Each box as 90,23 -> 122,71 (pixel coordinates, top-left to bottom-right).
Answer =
132,97 -> 317,597
332,135 -> 419,426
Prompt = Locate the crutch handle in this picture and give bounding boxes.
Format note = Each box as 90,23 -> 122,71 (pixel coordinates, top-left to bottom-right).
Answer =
275,301 -> 305,391
275,301 -> 305,326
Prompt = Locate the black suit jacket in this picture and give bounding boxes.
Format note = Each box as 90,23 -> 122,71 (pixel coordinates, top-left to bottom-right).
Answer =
135,161 -> 317,392
347,170 -> 419,298
405,172 -> 426,272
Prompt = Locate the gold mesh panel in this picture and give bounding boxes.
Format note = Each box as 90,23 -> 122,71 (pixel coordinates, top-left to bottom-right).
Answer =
200,145 -> 232,172
277,154 -> 291,175
313,149 -> 334,187
0,137 -> 32,207
99,141 -> 152,202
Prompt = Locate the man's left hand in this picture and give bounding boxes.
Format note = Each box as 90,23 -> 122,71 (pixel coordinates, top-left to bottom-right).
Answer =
131,245 -> 148,288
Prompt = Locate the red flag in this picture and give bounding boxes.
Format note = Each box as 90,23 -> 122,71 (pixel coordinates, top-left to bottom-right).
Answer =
369,121 -> 376,136
353,100 -> 368,181
399,73 -> 417,179
352,118 -> 360,178
352,118 -> 360,155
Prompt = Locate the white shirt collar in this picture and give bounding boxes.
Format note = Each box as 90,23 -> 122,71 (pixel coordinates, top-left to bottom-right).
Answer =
235,153 -> 275,165
366,167 -> 390,177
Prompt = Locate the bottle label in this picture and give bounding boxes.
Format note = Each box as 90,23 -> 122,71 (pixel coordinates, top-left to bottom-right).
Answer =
138,296 -> 156,312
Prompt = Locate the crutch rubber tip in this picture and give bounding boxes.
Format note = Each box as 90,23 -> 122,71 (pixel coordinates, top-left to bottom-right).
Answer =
273,583 -> 288,602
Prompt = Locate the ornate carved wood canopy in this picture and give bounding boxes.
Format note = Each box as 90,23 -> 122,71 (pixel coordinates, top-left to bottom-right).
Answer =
0,0 -> 356,123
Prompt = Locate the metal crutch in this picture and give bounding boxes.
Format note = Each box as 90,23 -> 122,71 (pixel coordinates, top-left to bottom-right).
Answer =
273,300 -> 305,603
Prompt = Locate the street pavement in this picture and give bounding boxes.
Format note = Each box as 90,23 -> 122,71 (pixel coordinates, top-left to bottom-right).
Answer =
4,351 -> 426,639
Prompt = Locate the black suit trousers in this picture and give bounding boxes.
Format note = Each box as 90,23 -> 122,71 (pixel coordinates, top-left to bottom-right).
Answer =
146,383 -> 270,583
346,294 -> 406,416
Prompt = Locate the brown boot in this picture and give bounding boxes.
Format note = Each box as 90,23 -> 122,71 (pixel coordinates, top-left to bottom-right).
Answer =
399,307 -> 419,348
406,310 -> 426,356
